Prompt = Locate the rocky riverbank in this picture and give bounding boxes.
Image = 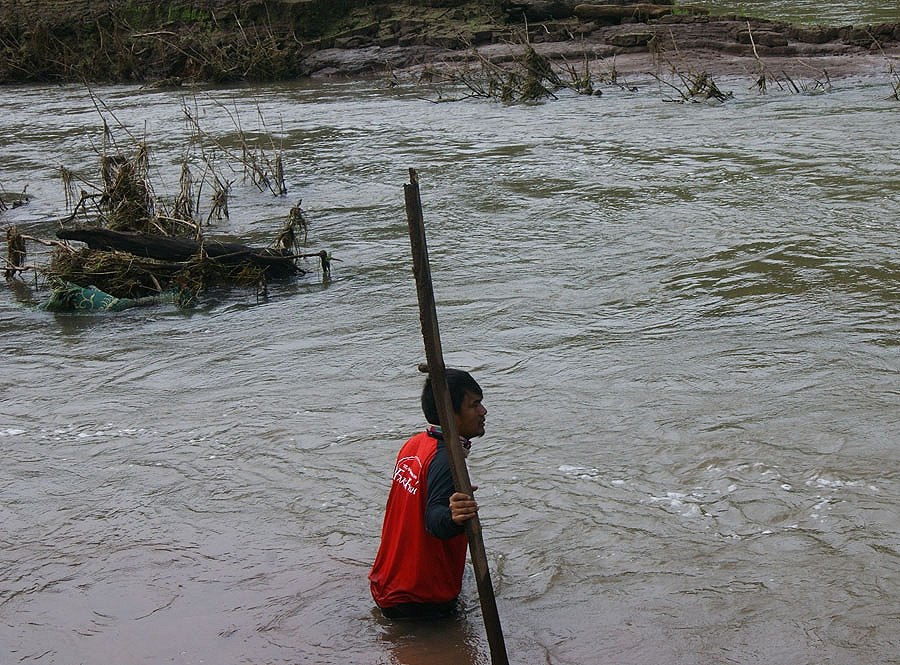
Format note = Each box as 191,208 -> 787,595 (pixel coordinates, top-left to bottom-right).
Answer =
0,0 -> 898,85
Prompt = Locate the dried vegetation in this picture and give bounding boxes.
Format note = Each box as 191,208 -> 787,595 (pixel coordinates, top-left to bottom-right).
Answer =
408,18 -> 896,107
4,91 -> 331,309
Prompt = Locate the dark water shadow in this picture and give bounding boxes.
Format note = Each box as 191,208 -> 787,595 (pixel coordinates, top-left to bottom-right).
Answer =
370,606 -> 488,665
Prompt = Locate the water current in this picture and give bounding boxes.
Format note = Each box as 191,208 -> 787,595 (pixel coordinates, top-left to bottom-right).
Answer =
697,0 -> 900,25
1,36 -> 899,665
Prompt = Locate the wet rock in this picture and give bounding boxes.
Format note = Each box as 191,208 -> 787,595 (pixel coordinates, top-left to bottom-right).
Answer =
870,22 -> 900,39
790,26 -> 840,44
471,30 -> 494,45
523,20 -> 570,42
503,1 -> 579,21
839,26 -> 878,47
735,29 -> 789,48
607,31 -> 654,47
574,3 -> 675,24
503,0 -> 673,22
425,34 -> 466,49
397,34 -> 423,47
333,35 -> 375,49
300,46 -> 385,76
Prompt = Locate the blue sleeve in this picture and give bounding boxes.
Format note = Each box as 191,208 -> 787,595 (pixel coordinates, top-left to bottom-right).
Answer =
425,445 -> 466,540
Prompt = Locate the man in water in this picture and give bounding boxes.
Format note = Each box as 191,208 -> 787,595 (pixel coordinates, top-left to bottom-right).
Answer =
369,368 -> 486,619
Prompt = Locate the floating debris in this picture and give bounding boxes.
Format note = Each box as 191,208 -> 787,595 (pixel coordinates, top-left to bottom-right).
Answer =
5,226 -> 26,279
39,282 -> 184,313
3,96 -> 331,313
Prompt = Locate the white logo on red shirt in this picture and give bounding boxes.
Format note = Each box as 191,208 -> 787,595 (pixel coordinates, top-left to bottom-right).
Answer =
393,455 -> 422,495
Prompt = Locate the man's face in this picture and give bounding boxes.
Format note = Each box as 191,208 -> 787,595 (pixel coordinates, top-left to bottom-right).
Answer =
454,391 -> 487,440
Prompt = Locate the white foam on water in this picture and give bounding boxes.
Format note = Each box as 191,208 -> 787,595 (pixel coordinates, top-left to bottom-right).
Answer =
648,491 -> 688,508
681,504 -> 703,518
558,464 -> 599,479
806,472 -> 864,490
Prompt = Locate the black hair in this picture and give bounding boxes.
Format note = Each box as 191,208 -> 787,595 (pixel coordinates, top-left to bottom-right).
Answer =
421,368 -> 483,426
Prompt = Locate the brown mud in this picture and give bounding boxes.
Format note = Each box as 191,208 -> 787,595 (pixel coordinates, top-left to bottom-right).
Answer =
0,0 -> 898,84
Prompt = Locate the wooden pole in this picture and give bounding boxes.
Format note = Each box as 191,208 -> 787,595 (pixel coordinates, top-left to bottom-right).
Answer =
404,168 -> 510,665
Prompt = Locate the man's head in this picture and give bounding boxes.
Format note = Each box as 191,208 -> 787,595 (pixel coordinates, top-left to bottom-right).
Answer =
421,368 -> 486,439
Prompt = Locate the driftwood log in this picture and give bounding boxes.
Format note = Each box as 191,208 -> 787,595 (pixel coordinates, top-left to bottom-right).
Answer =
57,227 -> 303,278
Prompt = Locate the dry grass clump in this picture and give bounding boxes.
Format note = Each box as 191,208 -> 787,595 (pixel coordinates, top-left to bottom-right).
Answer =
181,95 -> 287,198
878,53 -> 900,101
100,150 -> 157,232
652,67 -> 732,103
647,31 -> 732,103
49,247 -> 173,298
47,244 -> 270,301
37,92 -> 323,305
5,225 -> 27,279
418,40 -> 589,104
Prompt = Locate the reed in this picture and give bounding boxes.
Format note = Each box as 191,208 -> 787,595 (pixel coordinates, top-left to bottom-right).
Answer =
866,30 -> 900,101
34,89 -> 325,304
181,95 -> 288,197
650,32 -> 732,103
560,49 -> 604,97
417,39 -> 572,104
207,174 -> 232,226
5,226 -> 26,279
653,67 -> 731,103
172,160 -> 196,226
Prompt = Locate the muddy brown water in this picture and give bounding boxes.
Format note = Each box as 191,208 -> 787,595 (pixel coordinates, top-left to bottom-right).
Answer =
1,58 -> 899,665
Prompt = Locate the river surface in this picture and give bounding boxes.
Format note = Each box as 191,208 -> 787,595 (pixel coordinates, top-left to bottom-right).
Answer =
697,0 -> 900,25
1,50 -> 899,665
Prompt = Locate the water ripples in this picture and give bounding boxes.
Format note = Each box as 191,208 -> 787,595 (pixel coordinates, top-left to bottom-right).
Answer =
3,74 -> 900,664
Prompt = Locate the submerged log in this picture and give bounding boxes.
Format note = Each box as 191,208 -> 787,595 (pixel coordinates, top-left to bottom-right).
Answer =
57,227 -> 302,277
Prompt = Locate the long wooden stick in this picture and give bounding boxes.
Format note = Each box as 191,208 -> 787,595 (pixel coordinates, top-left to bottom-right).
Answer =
404,168 -> 510,665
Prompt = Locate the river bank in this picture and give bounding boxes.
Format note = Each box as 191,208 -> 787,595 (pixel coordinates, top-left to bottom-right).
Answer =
0,0 -> 898,85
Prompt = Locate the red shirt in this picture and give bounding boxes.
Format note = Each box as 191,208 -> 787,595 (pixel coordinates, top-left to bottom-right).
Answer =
369,431 -> 468,607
